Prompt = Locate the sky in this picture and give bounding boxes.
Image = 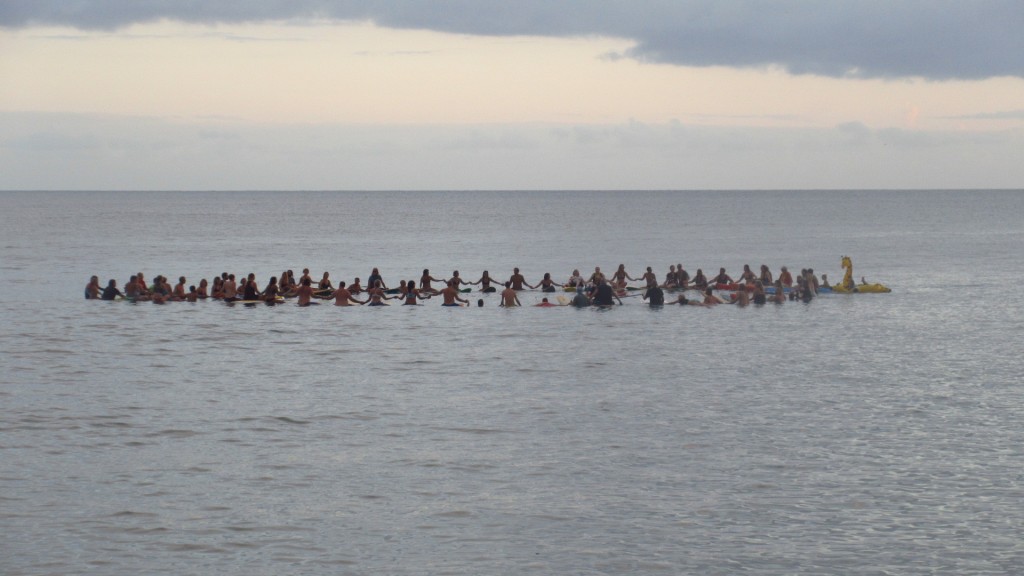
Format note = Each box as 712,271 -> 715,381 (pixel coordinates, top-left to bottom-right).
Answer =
1,1 -> 1023,190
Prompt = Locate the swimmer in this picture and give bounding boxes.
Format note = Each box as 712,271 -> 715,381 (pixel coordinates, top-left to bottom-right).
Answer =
500,281 -> 521,307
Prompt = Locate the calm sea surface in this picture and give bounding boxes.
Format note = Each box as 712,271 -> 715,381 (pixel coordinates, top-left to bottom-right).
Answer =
2,190 -> 1023,575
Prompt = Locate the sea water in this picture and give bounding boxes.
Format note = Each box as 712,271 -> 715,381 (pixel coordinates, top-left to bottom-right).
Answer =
1,190 -> 1023,575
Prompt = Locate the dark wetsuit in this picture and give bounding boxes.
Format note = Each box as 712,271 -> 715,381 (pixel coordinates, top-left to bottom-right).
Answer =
645,286 -> 665,306
593,284 -> 617,306
101,286 -> 123,301
243,282 -> 259,300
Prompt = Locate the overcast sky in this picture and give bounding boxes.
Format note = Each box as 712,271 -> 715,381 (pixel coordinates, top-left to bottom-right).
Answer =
2,1 -> 1022,190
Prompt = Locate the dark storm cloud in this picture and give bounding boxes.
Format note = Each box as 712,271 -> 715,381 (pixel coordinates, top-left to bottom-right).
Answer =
2,1 -> 1021,80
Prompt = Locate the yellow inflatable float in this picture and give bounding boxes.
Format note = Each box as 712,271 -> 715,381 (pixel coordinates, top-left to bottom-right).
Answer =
831,256 -> 891,293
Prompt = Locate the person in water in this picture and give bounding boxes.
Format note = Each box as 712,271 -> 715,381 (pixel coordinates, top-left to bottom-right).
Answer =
100,279 -> 123,301
610,264 -> 637,291
710,268 -> 734,286
675,263 -> 690,289
439,279 -> 469,306
535,297 -> 557,307
331,281 -> 364,306
403,279 -> 429,305
702,287 -> 721,305
737,264 -> 757,285
533,272 -> 562,292
295,277 -> 316,306
692,269 -> 708,290
643,283 -> 665,306
472,270 -> 499,293
751,280 -> 767,305
509,268 -> 529,291
317,271 -> 334,293
262,276 -> 280,303
591,277 -> 622,306
500,281 -> 521,307
779,266 -> 793,287
85,276 -> 101,299
663,265 -> 678,289
366,268 -> 386,292
420,269 -> 444,295
243,273 -> 260,301
366,280 -> 391,306
566,269 -> 584,287
639,266 -> 658,289
773,280 -> 786,304
570,285 -> 590,308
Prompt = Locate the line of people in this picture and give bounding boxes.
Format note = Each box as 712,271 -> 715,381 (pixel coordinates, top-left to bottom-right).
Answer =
85,263 -> 830,307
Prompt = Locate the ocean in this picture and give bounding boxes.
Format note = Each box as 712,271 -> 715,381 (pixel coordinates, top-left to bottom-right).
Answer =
2,189 -> 1023,575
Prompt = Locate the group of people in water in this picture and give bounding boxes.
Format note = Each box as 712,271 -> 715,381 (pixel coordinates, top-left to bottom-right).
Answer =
85,262 -> 836,307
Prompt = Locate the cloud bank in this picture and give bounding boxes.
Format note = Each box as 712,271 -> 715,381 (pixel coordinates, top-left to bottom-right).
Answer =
2,112 -> 1021,190
2,1 -> 1021,80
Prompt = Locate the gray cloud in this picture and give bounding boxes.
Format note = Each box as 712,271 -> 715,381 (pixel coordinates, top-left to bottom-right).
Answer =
1,1 -> 1021,80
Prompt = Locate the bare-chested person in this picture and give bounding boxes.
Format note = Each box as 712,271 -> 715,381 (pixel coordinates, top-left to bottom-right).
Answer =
639,266 -> 658,289
349,277 -> 363,294
295,277 -> 315,306
509,268 -> 528,291
223,274 -> 238,301
439,280 -> 469,307
500,281 -> 521,307
173,276 -> 187,301
330,281 -> 364,306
